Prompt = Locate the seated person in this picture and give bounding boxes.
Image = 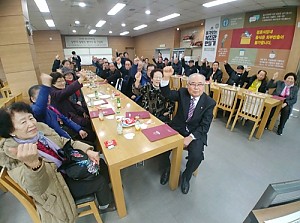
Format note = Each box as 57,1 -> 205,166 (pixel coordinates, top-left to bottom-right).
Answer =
29,73 -> 96,143
0,102 -> 115,222
103,63 -> 121,86
197,59 -> 223,83
266,72 -> 298,135
241,69 -> 268,93
62,68 -> 85,106
181,55 -> 198,76
133,68 -> 174,124
152,56 -> 165,69
171,57 -> 182,75
49,71 -> 90,128
159,67 -> 216,194
224,61 -> 248,86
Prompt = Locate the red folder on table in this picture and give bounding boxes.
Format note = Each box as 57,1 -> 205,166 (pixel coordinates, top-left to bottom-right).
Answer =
125,111 -> 150,119
142,124 -> 178,142
271,95 -> 285,101
89,108 -> 115,118
89,110 -> 99,119
102,108 -> 115,116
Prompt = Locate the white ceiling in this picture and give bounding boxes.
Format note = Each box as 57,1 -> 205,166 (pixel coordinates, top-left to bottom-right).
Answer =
27,0 -> 300,36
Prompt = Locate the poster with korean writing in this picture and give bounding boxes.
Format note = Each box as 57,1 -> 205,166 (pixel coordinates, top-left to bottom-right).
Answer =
214,7 -> 296,70
201,17 -> 221,62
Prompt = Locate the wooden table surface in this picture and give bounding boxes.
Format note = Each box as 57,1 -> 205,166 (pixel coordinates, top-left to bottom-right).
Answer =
210,83 -> 283,139
0,97 -> 10,108
82,83 -> 184,218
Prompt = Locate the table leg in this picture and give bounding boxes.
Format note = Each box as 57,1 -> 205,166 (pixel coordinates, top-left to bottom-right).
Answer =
255,106 -> 271,139
169,143 -> 183,190
109,166 -> 127,218
268,104 -> 282,130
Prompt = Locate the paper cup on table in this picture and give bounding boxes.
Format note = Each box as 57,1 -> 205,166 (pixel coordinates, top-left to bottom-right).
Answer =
124,133 -> 135,139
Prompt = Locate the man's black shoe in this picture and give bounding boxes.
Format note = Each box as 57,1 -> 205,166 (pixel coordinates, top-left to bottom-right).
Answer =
181,175 -> 190,194
160,168 -> 170,185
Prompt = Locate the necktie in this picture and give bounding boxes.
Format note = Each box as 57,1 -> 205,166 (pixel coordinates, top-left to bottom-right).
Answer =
186,98 -> 195,121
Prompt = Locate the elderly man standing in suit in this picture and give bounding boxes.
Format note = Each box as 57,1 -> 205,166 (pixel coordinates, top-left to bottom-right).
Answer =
160,66 -> 216,194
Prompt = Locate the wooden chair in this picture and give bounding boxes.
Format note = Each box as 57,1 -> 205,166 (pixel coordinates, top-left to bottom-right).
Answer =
181,77 -> 188,88
0,166 -> 8,192
4,96 -> 15,107
230,92 -> 266,140
204,83 -> 210,95
0,167 -> 103,223
213,87 -> 238,128
14,93 -> 23,102
0,86 -> 12,98
170,76 -> 181,90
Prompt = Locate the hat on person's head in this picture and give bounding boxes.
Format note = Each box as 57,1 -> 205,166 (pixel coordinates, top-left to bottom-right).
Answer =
61,67 -> 74,76
189,60 -> 194,63
237,65 -> 244,70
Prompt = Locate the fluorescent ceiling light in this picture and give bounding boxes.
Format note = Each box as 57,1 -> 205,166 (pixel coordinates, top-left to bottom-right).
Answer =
121,23 -> 126,27
109,31 -> 112,34
33,0 -> 50,13
145,10 -> 151,15
96,20 -> 106,27
45,19 -> 55,27
120,31 -> 129,36
133,24 -> 148,30
89,29 -> 96,34
75,20 -> 80,24
79,2 -> 86,7
72,30 -> 76,33
107,3 -> 126,15
157,13 -> 180,22
203,0 -> 237,8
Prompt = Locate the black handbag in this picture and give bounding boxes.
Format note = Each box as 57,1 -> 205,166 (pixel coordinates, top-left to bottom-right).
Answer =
57,140 -> 99,181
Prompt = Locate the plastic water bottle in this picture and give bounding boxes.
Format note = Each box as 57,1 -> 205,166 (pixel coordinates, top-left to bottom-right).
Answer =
233,83 -> 236,89
95,90 -> 99,99
98,109 -> 104,121
135,116 -> 141,131
237,84 -> 241,91
116,97 -> 121,114
117,119 -> 123,135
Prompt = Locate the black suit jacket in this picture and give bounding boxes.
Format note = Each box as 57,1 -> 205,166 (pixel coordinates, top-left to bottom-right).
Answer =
161,86 -> 216,146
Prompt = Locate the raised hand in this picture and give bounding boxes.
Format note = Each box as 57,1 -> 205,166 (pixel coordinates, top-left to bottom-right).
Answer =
272,72 -> 279,80
79,130 -> 88,139
224,60 -> 227,64
55,54 -> 60,60
78,70 -> 87,84
135,72 -> 142,82
116,57 -> 121,64
40,73 -> 52,87
246,66 -> 251,72
9,143 -> 40,169
163,66 -> 174,80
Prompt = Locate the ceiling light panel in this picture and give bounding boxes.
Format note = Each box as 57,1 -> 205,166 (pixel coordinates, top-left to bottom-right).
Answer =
157,13 -> 180,22
133,24 -> 148,30
203,0 -> 237,8
120,31 -> 129,36
45,19 -> 55,27
107,3 -> 126,15
75,20 -> 80,24
96,20 -> 106,27
33,0 -> 50,13
89,29 -> 96,34
79,2 -> 86,7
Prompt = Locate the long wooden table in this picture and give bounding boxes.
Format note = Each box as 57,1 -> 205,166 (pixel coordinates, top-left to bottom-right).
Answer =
82,83 -> 184,218
210,83 -> 283,139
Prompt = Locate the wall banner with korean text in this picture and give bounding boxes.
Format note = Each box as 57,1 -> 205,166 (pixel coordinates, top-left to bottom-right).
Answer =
65,36 -> 108,48
215,7 -> 296,69
202,17 -> 221,62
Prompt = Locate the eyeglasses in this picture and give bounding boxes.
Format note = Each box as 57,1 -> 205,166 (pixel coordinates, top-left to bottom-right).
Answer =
188,83 -> 204,87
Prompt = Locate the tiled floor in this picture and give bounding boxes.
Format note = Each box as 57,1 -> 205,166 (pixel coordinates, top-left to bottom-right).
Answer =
1,94 -> 300,223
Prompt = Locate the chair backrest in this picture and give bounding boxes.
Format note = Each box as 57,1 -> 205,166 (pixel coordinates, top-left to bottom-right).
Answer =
0,167 -> 41,223
170,76 -> 181,90
181,77 -> 188,88
239,92 -> 266,118
14,93 -> 23,102
217,87 -> 238,110
4,97 -> 15,107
